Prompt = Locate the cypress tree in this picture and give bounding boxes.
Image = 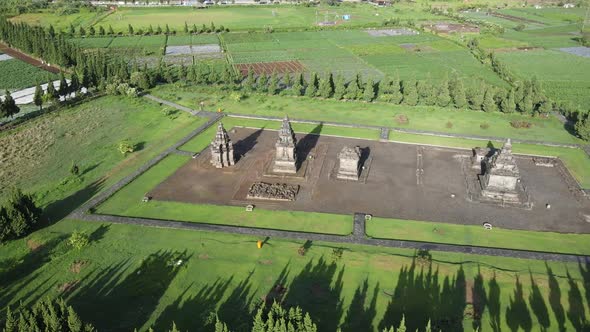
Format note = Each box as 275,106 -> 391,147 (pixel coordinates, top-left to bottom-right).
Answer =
66,306 -> 83,332
99,26 -> 105,36
436,80 -> 452,107
2,90 -> 19,118
520,85 -> 534,114
156,25 -> 163,35
69,24 -> 75,36
244,67 -> 255,92
450,79 -> 467,109
501,89 -> 516,113
184,22 -> 189,33
363,77 -> 375,102
34,83 -> 43,110
58,72 -> 69,100
187,65 -> 197,83
304,72 -> 318,97
128,24 -> 134,35
318,73 -> 334,98
46,80 -> 58,101
108,25 -> 115,35
268,71 -> 279,95
482,86 -> 497,112
402,80 -> 418,106
283,72 -> 293,88
78,26 -> 85,36
333,75 -> 346,100
390,74 -> 403,104
88,26 -> 95,36
291,73 -> 304,96
148,24 -> 154,35
468,81 -> 485,111
70,72 -> 80,95
257,74 -> 268,93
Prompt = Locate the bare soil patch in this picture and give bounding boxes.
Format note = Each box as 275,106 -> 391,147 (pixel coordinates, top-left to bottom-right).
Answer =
26,239 -> 43,251
58,280 -> 79,293
489,12 -> 545,25
70,260 -> 88,274
236,60 -> 306,76
424,22 -> 480,33
0,43 -> 60,74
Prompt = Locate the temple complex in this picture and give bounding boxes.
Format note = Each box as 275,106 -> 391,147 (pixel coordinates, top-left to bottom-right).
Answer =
337,146 -> 361,181
480,139 -> 523,203
272,116 -> 297,173
210,122 -> 235,168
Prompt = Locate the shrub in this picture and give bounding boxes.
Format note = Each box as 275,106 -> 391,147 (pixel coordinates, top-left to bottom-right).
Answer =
510,120 -> 532,129
394,114 -> 409,125
68,230 -> 89,250
118,140 -> 135,154
70,162 -> 79,176
331,248 -> 344,262
575,116 -> 590,141
514,24 -> 526,31
445,121 -> 453,129
480,122 -> 489,129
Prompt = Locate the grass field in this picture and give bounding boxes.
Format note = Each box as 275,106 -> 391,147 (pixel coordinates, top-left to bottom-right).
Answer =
1,218 -> 589,332
0,59 -> 58,91
92,4 -> 444,32
9,8 -> 107,30
0,95 -> 205,219
151,84 -> 584,145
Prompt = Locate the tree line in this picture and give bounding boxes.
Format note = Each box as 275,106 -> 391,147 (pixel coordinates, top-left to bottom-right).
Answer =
1,298 -> 95,332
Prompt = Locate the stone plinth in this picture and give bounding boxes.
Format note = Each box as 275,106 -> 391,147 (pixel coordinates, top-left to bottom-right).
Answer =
480,139 -> 523,203
210,122 -> 235,168
337,146 -> 361,181
471,147 -> 491,171
247,182 -> 299,201
272,116 -> 297,174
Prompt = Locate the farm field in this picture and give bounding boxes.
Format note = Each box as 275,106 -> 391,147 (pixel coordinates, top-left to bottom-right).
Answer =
0,95 -> 205,218
223,30 -> 506,85
1,217 -> 589,332
93,4 -> 444,32
0,58 -> 58,91
151,85 -> 584,145
496,49 -> 590,108
9,8 -> 107,30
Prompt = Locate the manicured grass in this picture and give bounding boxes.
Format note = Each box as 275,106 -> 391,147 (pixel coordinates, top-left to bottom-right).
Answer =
1,218 -> 589,332
391,132 -> 590,188
366,217 -> 590,255
151,84 -> 584,145
0,59 -> 58,91
179,116 -> 380,153
0,95 -> 206,217
95,154 -> 353,235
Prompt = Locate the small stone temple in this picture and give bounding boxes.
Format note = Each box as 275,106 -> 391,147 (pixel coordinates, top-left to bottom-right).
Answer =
272,116 -> 297,173
210,122 -> 235,168
337,146 -> 361,181
480,139 -> 522,203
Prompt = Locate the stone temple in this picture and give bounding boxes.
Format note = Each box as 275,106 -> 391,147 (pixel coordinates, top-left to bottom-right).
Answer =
480,139 -> 523,203
337,146 -> 361,181
210,122 -> 235,168
272,116 -> 297,174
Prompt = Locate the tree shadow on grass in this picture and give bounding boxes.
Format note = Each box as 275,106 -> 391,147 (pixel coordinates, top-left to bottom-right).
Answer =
547,263 -> 567,332
281,256 -> 344,332
41,178 -> 105,224
379,260 -> 466,332
217,271 -> 258,332
529,271 -> 550,331
472,266 -> 487,332
488,272 -> 502,332
566,270 -> 588,331
341,279 -> 379,332
69,250 -> 189,331
505,275 -> 532,332
579,259 -> 590,311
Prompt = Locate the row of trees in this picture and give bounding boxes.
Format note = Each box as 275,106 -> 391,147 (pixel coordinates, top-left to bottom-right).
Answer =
64,21 -> 228,38
2,298 -> 95,332
0,188 -> 41,243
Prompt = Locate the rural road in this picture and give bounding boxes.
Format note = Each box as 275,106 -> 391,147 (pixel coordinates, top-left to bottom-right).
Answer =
69,96 -> 590,263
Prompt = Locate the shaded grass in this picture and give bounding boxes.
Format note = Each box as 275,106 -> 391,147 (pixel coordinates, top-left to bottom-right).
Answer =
95,154 -> 353,235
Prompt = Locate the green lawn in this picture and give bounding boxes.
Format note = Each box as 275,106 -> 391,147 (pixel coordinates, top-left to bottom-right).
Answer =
0,59 -> 58,91
366,216 -> 590,255
151,84 -> 584,145
391,132 -> 590,188
0,95 -> 206,219
1,218 -> 589,332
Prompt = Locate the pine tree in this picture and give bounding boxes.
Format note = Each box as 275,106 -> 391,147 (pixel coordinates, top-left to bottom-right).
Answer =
78,26 -> 86,36
333,75 -> 346,100
257,74 -> 268,93
436,80 -> 451,107
318,73 -> 334,98
450,79 -> 467,109
156,25 -> 163,34
283,72 -> 293,88
363,77 -> 375,102
397,315 -> 407,332
69,24 -> 75,36
292,73 -> 304,96
345,75 -> 361,100
482,86 -> 497,112
500,89 -> 516,113
168,322 -> 180,332
252,307 -> 265,332
99,26 -> 105,36
468,82 -> 485,111
244,67 -> 255,92
4,306 -> 15,332
184,22 -> 189,33
215,316 -> 230,332
58,72 -> 69,100
88,26 -> 95,36
268,71 -> 279,95
70,72 -> 81,95
165,24 -> 171,35
46,79 -> 58,101
148,24 -> 154,35
402,80 -> 418,106
67,306 -> 83,332
390,74 -> 403,104
34,83 -> 43,110
187,65 -> 197,83
519,85 -> 534,114
304,73 -> 318,97
2,90 -> 19,118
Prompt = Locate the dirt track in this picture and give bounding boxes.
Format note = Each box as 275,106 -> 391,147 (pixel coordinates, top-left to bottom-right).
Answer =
0,43 -> 61,74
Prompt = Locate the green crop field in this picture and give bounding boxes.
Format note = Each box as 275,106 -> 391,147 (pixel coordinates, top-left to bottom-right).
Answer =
70,36 -> 114,48
92,4 -> 444,32
0,59 -> 58,91
9,8 -> 106,30
496,49 -> 590,108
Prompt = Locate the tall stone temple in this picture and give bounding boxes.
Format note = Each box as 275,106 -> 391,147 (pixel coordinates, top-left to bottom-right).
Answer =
481,139 -> 522,202
273,116 -> 297,174
210,122 -> 235,168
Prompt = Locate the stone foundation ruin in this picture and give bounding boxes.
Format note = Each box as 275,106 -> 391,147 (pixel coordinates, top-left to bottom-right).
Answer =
247,182 -> 299,201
